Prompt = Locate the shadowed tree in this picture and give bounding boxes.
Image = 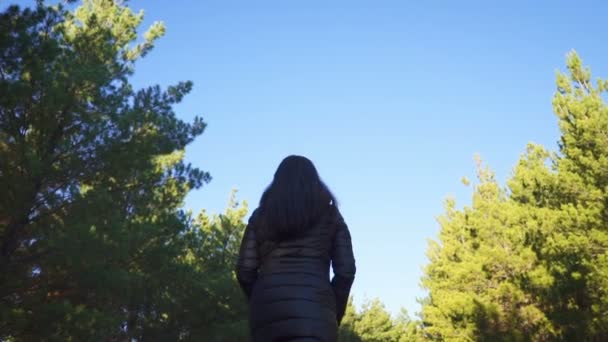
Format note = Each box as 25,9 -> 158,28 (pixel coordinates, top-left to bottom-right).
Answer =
0,1 -> 209,339
184,190 -> 250,341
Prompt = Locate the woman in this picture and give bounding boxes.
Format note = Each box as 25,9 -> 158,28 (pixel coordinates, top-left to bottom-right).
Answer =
236,155 -> 356,341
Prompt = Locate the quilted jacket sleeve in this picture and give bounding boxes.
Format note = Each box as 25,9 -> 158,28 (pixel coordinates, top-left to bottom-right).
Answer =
330,211 -> 356,325
236,213 -> 260,299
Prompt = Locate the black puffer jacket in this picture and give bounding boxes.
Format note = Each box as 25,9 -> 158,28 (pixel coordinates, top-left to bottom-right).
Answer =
236,207 -> 356,341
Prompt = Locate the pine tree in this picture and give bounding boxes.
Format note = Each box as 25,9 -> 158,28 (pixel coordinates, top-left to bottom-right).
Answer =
184,190 -> 250,341
509,51 -> 608,339
355,298 -> 396,341
421,158 -> 554,341
421,51 -> 608,341
339,297 -> 363,342
0,1 -> 208,339
338,297 -> 420,342
393,308 -> 423,342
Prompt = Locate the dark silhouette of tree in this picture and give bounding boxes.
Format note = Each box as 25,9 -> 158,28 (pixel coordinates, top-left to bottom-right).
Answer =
0,1 -> 209,339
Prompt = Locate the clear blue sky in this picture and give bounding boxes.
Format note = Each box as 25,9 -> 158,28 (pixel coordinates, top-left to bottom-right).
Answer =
12,0 -> 608,317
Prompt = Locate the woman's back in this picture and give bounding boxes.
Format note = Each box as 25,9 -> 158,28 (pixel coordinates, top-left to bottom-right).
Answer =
237,206 -> 355,341
236,155 -> 356,342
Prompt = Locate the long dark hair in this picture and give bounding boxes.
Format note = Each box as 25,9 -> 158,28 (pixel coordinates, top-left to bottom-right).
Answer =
256,155 -> 337,240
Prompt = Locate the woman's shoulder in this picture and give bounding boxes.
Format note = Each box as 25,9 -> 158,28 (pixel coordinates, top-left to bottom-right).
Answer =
319,204 -> 345,227
248,208 -> 263,227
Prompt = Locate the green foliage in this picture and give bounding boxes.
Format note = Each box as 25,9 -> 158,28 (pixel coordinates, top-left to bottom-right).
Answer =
422,159 -> 554,341
0,1 -> 211,340
421,51 -> 608,341
339,297 -> 422,342
184,190 -> 250,341
356,299 -> 398,342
